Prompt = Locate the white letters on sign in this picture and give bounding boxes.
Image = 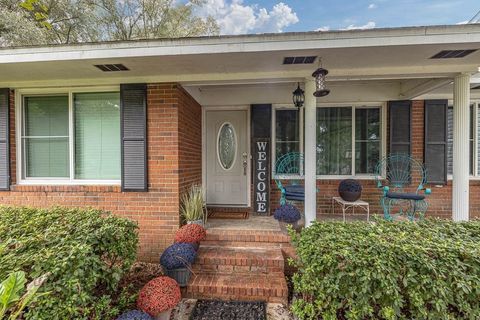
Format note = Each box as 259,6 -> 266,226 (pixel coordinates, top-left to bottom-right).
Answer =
254,140 -> 270,214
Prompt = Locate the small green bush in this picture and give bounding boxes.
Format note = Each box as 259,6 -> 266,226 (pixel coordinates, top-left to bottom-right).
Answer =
289,219 -> 480,320
0,206 -> 138,320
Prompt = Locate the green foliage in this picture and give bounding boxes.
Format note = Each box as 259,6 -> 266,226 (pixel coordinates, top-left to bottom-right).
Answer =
0,271 -> 49,320
0,0 -> 219,47
20,0 -> 51,29
0,206 -> 138,320
180,185 -> 205,223
289,219 -> 480,320
88,287 -> 137,320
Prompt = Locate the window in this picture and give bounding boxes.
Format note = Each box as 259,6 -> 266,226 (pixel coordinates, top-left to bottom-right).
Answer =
274,108 -> 302,174
20,91 -> 120,183
447,103 -> 479,177
74,93 -> 121,179
316,106 -> 382,176
23,96 -> 70,178
355,108 -> 381,174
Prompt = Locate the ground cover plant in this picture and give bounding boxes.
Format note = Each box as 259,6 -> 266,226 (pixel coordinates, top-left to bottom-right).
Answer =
0,206 -> 138,320
289,219 -> 480,320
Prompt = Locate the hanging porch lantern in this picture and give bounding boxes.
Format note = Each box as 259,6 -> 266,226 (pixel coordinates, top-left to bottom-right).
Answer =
312,67 -> 330,97
292,82 -> 305,108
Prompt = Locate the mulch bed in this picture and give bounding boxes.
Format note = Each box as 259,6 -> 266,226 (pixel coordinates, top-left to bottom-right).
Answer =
190,300 -> 266,320
120,262 -> 164,293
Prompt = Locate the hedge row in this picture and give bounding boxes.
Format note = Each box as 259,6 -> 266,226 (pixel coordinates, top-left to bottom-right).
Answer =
0,206 -> 138,320
289,219 -> 480,320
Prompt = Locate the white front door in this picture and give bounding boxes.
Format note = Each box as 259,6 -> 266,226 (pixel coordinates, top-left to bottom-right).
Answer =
205,110 -> 248,206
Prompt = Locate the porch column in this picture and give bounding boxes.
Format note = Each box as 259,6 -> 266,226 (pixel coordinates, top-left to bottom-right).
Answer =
304,79 -> 317,226
452,73 -> 471,221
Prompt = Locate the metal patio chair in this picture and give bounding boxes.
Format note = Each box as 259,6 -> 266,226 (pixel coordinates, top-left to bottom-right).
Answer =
375,154 -> 431,221
274,152 -> 308,205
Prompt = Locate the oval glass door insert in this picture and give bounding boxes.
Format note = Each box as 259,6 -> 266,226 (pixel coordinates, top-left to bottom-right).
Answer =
217,122 -> 237,170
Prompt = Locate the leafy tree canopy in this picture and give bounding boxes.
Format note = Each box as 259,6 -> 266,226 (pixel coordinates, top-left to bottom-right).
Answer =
0,0 -> 219,47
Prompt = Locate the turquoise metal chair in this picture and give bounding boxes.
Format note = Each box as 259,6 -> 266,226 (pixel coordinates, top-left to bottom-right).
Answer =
375,154 -> 431,221
274,152 -> 307,205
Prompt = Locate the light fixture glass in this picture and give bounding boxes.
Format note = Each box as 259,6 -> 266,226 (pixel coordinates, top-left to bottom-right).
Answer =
312,67 -> 330,97
292,82 -> 305,108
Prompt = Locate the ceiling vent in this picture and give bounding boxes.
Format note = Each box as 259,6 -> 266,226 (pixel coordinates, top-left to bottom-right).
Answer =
94,64 -> 129,72
283,56 -> 317,65
430,49 -> 477,59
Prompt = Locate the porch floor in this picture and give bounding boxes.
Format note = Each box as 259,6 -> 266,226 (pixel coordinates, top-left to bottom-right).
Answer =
206,213 -> 374,231
206,215 -> 281,231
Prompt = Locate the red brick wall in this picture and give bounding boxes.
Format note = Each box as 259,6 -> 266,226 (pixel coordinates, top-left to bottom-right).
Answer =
0,84 -> 202,262
177,86 -> 202,194
269,100 -> 480,220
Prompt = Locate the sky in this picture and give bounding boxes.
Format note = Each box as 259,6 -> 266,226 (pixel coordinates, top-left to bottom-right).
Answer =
196,0 -> 480,35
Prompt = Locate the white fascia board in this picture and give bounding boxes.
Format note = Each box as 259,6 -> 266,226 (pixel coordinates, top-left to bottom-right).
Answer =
1,24 -> 480,64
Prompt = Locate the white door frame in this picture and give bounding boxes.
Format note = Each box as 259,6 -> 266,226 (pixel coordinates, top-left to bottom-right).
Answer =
202,105 -> 251,207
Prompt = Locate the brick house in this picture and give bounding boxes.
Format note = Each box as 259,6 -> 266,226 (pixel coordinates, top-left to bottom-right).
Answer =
0,23 -> 479,268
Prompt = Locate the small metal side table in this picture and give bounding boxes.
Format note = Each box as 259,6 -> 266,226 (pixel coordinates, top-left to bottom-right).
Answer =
331,197 -> 370,222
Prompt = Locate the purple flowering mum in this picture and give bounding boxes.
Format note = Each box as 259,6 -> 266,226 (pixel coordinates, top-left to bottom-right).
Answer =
160,243 -> 197,269
273,204 -> 301,223
116,310 -> 153,320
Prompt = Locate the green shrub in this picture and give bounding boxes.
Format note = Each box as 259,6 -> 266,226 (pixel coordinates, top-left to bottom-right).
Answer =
0,206 -> 138,320
289,219 -> 480,320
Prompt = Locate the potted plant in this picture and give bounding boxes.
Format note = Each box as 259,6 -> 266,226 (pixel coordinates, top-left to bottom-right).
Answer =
273,204 -> 302,231
338,179 -> 362,202
137,276 -> 181,320
160,243 -> 197,287
180,185 -> 206,226
117,310 -> 153,320
174,224 -> 207,251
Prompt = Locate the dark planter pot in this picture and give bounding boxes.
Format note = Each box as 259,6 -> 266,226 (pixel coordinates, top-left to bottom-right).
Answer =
339,190 -> 361,202
190,242 -> 200,251
162,266 -> 192,287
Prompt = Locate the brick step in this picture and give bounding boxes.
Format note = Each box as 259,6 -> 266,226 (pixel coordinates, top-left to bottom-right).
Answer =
204,229 -> 290,244
184,273 -> 288,304
192,246 -> 284,274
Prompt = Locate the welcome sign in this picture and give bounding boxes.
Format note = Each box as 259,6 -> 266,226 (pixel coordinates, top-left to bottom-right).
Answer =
253,138 -> 270,215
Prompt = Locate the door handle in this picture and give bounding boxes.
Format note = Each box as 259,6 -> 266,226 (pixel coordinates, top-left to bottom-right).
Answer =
242,152 -> 248,175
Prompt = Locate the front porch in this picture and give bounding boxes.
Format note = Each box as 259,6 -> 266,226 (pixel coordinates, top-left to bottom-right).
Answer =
191,74 -> 479,223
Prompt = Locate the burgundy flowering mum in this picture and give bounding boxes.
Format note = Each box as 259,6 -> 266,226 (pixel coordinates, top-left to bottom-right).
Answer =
174,224 -> 207,244
137,276 -> 181,316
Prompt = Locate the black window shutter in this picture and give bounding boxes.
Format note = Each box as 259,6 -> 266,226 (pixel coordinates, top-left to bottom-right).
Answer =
389,100 -> 412,155
0,89 -> 9,191
121,84 -> 147,191
424,99 -> 448,184
251,104 -> 272,139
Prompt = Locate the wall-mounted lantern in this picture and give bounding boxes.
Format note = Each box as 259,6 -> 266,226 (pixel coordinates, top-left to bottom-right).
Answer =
292,82 -> 305,108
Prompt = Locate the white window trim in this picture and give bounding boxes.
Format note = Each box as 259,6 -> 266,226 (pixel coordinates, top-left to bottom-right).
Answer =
447,100 -> 480,181
272,102 -> 386,180
15,86 -> 121,186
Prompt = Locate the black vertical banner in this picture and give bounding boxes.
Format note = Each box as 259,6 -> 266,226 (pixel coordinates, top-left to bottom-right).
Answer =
251,104 -> 271,215
253,139 -> 270,215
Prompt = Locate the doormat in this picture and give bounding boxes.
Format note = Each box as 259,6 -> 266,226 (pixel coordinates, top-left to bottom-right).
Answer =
190,300 -> 266,320
208,210 -> 249,220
